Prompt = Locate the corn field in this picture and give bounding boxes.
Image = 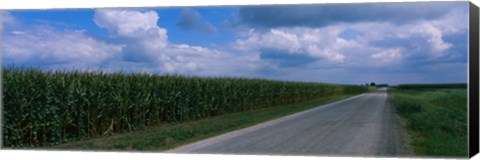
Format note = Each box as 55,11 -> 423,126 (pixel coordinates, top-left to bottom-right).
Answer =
2,67 -> 370,147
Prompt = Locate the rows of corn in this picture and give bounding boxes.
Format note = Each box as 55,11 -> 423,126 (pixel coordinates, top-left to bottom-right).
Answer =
2,67 -> 370,147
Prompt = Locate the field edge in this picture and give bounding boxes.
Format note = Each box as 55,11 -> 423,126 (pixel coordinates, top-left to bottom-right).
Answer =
48,94 -> 363,151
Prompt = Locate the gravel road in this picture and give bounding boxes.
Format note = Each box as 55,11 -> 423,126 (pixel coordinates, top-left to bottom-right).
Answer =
168,88 -> 413,156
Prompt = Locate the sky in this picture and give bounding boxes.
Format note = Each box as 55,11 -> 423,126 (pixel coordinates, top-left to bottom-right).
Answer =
1,2 -> 469,85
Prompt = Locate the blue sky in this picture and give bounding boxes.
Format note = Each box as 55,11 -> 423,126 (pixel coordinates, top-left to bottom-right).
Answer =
1,2 -> 469,85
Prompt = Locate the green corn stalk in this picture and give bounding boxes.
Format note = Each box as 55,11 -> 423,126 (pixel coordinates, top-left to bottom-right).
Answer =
2,67 -> 370,147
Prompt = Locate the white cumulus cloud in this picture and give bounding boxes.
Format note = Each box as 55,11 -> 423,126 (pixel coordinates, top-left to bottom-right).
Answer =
371,48 -> 403,65
92,9 -> 242,75
234,27 -> 347,63
94,9 -> 168,50
3,25 -> 123,70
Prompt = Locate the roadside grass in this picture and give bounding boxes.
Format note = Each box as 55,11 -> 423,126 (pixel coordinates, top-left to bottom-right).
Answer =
51,94 -> 356,151
389,88 -> 467,157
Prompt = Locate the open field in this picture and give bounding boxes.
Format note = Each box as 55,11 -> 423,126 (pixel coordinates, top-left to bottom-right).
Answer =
2,67 -> 371,148
395,83 -> 467,90
389,84 -> 467,157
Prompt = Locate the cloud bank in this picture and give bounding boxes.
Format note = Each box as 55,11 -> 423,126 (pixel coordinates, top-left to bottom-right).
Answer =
3,23 -> 123,70
2,2 -> 469,84
233,2 -> 466,28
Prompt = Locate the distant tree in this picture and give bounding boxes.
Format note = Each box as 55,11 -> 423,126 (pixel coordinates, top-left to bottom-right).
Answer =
365,83 -> 369,86
370,82 -> 376,86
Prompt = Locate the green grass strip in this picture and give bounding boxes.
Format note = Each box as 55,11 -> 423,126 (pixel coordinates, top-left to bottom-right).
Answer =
52,94 -> 355,151
389,88 -> 467,157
